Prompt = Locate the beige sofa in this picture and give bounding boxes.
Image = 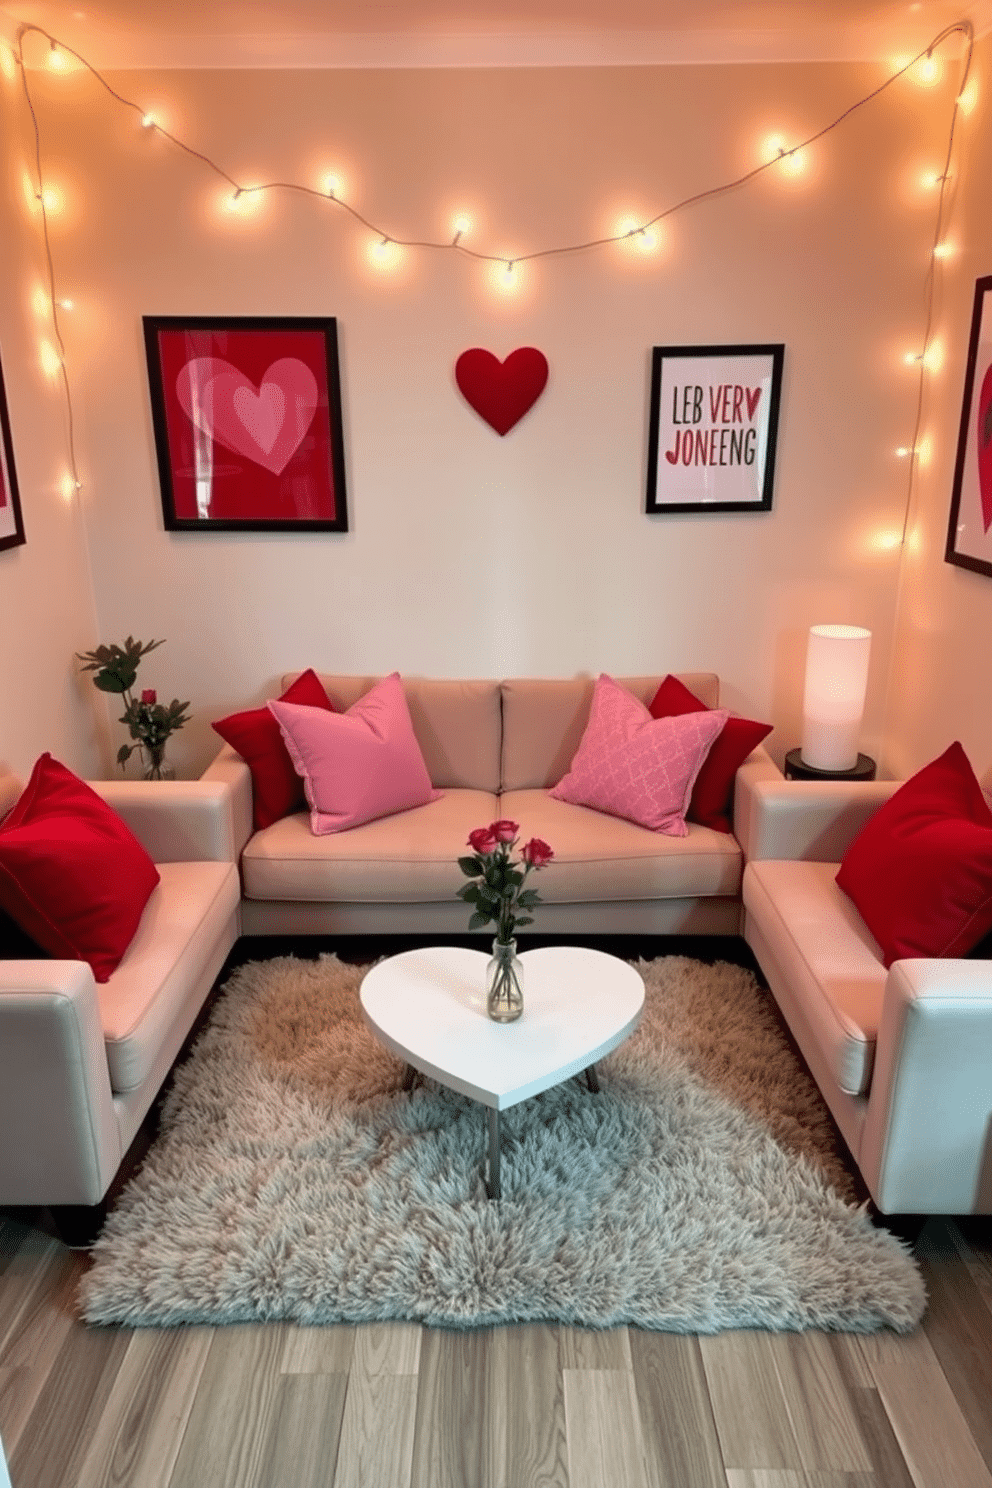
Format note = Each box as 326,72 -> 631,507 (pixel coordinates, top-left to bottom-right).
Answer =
0,766 -> 241,1215
203,672 -> 781,939
740,774 -> 992,1215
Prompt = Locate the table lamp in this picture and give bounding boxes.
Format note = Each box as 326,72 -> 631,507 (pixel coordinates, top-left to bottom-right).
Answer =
800,624 -> 872,772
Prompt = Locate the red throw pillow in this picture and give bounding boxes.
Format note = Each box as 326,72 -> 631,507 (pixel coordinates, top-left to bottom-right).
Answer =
212,669 -> 335,829
649,675 -> 773,832
836,742 -> 992,968
0,754 -> 160,983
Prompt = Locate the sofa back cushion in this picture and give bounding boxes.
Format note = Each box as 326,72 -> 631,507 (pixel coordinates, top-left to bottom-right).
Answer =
284,674 -> 502,793
500,674 -> 720,791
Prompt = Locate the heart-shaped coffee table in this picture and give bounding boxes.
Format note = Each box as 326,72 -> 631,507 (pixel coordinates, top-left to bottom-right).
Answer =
360,945 -> 645,1197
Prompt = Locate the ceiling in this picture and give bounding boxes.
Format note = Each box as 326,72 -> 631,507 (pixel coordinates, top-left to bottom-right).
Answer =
3,0 -> 989,67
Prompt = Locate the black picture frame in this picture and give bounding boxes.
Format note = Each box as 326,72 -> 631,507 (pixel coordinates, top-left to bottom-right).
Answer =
0,348 -> 26,552
143,315 -> 348,532
946,275 -> 992,578
645,343 -> 784,514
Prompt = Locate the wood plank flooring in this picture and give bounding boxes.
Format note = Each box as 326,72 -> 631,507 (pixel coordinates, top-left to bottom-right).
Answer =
2,1208 -> 991,1488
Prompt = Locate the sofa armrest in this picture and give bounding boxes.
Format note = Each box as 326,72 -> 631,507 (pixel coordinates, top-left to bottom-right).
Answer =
0,962 -> 121,1206
732,745 -> 783,853
90,778 -> 238,863
861,959 -> 992,1214
199,744 -> 254,856
737,777 -> 899,863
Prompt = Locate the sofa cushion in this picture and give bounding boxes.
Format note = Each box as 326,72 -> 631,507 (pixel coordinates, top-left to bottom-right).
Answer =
212,668 -> 334,830
549,674 -> 728,836
242,789 -> 501,902
270,674 -> 443,834
500,674 -> 720,792
743,858 -> 886,1096
0,754 -> 161,984
649,674 -> 773,834
286,674 -> 502,793
98,860 -> 241,1092
836,741 -> 992,968
499,789 -> 742,901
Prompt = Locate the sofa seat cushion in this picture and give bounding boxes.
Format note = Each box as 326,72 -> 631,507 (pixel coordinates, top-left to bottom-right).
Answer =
743,859 -> 887,1096
97,860 -> 241,1094
498,790 -> 742,902
242,789 -> 500,903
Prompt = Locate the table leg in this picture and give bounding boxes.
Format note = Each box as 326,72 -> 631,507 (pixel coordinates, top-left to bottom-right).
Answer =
487,1107 -> 501,1200
585,1064 -> 600,1093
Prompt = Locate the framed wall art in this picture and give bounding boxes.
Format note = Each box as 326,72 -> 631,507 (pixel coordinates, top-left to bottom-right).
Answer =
143,316 -> 348,532
0,349 -> 26,552
645,343 -> 784,514
946,275 -> 992,577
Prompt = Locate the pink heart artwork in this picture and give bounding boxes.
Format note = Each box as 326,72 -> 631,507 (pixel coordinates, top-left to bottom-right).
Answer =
175,357 -> 319,475
455,347 -> 549,435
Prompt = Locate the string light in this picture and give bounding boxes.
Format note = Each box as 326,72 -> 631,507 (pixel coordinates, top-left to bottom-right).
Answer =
451,214 -> 471,245
322,173 -> 342,198
932,241 -> 953,259
46,43 -> 69,73
39,340 -> 62,378
140,112 -> 156,129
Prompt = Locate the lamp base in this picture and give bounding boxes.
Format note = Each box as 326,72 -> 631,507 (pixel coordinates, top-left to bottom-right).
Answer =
785,750 -> 876,783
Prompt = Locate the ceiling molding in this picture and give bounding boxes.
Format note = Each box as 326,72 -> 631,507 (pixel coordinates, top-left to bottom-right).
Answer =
4,4 -> 989,71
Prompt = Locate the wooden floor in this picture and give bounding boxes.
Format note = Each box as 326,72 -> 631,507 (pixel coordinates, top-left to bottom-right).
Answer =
3,938 -> 992,1488
2,1209 -> 992,1487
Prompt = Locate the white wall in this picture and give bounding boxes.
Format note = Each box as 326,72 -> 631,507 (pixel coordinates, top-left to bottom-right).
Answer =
1,41 -> 977,778
886,29 -> 992,782
0,43 -> 104,780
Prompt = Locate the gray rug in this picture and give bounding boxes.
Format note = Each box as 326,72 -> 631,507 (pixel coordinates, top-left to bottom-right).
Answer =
80,954 -> 925,1332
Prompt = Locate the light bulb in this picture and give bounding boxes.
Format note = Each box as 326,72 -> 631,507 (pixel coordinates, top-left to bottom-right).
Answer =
323,173 -> 342,198
40,340 -> 62,378
933,242 -> 953,259
39,186 -> 62,212
913,53 -> 940,86
47,45 -> 69,72
57,297 -> 74,310
452,214 -> 471,243
141,112 -> 156,129
958,79 -> 979,114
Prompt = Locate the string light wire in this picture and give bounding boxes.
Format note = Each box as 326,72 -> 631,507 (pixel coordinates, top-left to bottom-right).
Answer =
10,18 -> 976,517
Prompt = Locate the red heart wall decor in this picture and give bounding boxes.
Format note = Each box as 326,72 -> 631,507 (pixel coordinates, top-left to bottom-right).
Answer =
455,347 -> 549,435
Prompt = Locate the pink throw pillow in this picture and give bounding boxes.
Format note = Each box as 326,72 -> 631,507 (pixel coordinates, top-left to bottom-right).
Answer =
549,674 -> 728,836
268,672 -> 442,834
212,668 -> 335,831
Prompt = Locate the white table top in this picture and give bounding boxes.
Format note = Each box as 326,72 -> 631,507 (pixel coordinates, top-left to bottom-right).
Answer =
359,945 -> 645,1110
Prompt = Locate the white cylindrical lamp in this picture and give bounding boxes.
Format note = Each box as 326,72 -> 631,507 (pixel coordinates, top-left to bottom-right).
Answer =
800,624 -> 872,772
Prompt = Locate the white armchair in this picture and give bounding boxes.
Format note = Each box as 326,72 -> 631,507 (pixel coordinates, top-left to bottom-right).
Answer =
0,765 -> 241,1230
738,774 -> 992,1215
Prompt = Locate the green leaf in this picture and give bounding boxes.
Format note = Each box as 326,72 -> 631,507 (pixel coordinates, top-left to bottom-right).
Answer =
468,910 -> 492,930
457,856 -> 482,877
457,884 -> 480,903
513,915 -> 534,927
116,743 -> 134,766
93,670 -> 133,693
516,889 -> 540,907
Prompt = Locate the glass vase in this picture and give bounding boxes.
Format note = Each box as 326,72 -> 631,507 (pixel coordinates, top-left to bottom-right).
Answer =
486,937 -> 524,1022
142,745 -> 175,782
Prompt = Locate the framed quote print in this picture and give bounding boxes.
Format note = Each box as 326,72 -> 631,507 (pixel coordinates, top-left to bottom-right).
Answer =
645,343 -> 784,514
0,349 -> 26,552
946,276 -> 992,577
143,315 -> 348,532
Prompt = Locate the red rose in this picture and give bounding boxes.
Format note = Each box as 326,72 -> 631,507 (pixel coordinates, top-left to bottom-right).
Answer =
141,689 -> 157,704
522,838 -> 554,867
468,827 -> 498,855
490,819 -> 519,843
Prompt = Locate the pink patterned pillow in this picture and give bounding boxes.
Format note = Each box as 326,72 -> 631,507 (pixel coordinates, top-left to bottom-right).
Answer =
549,674 -> 729,836
268,672 -> 442,834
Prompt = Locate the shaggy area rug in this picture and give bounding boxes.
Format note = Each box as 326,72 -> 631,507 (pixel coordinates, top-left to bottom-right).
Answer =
80,954 -> 926,1332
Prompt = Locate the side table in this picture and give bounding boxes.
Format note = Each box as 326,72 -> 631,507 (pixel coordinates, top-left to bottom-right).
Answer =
784,749 -> 876,782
